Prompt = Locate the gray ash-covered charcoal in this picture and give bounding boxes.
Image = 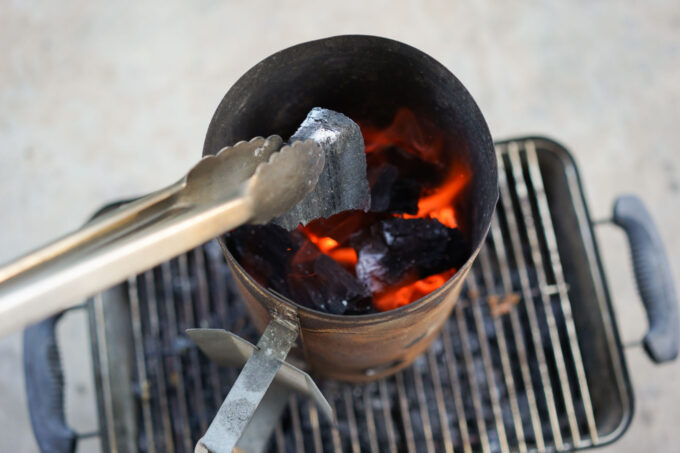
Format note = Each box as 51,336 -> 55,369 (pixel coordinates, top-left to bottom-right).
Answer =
355,218 -> 466,292
287,242 -> 372,315
273,108 -> 371,230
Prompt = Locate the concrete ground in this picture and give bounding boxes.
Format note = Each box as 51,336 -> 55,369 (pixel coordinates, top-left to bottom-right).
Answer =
1,1 -> 678,451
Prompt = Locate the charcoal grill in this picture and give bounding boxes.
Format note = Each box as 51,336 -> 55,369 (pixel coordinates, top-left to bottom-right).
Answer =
24,137 -> 678,452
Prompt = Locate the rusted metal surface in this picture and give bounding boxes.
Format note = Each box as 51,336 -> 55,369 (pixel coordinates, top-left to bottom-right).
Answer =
226,249 -> 471,381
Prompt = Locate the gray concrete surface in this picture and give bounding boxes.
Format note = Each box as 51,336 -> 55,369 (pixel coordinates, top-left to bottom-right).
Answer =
1,1 -> 678,451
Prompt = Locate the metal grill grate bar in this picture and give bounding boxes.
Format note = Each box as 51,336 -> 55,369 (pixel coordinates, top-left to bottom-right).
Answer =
395,371 -> 417,453
307,399 -> 324,453
363,384 -> 380,453
344,387 -> 362,453
142,271 -> 176,452
189,248 -> 225,410
467,276 -> 511,453
486,210 -> 545,451
127,277 -> 157,453
507,143 -> 582,445
92,293 -> 119,453
524,141 -> 599,444
477,246 -> 528,453
158,262 -> 194,453
441,321 -> 472,453
378,379 -> 398,453
328,396 -> 343,452
175,255 -> 210,433
455,303 -> 491,453
289,394 -> 306,453
497,145 -> 564,448
412,361 -> 436,453
426,348 -> 454,453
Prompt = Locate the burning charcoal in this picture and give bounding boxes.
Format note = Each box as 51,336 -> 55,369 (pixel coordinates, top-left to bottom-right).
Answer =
274,108 -> 371,230
354,241 -> 397,293
366,146 -> 441,214
227,224 -> 303,294
287,241 -> 372,315
303,210 -> 392,250
389,180 -> 422,214
367,162 -> 399,212
228,224 -> 372,314
227,109 -> 469,315
355,218 -> 467,293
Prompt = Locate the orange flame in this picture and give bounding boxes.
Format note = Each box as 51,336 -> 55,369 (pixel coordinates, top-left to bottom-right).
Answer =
362,108 -> 445,163
402,170 -> 468,228
297,108 -> 468,312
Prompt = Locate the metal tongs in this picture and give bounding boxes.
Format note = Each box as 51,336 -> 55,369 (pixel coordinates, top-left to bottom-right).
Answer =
0,136 -> 324,336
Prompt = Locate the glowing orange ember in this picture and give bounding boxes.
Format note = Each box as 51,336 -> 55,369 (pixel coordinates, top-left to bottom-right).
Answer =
373,269 -> 456,311
300,226 -> 358,269
298,108 -> 469,312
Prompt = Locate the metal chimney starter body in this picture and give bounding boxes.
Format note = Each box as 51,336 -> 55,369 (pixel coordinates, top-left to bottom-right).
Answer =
203,35 -> 498,382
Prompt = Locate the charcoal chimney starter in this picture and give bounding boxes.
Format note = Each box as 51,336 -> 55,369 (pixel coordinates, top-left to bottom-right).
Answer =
203,35 -> 498,381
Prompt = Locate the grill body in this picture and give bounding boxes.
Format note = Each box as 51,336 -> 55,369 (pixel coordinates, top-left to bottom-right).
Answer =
84,137 -> 632,453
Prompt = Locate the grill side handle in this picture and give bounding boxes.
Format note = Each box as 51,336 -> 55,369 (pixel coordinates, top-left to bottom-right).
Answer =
613,194 -> 679,363
23,312 -> 77,453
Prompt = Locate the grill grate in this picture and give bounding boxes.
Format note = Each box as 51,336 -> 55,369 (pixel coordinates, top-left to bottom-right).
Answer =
92,139 -> 608,452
